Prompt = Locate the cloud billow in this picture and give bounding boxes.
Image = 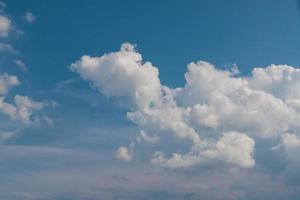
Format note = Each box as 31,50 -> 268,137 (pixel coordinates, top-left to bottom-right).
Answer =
70,43 -> 300,169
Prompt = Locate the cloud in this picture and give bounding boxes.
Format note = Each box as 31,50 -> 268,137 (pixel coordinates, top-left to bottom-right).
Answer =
0,95 -> 48,124
0,43 -> 17,54
0,73 -> 52,127
0,15 -> 11,37
137,130 -> 160,144
152,132 -> 255,168
0,73 -> 20,95
70,42 -> 161,110
14,60 -> 27,71
115,143 -> 134,161
273,132 -> 300,164
71,43 -> 300,169
23,12 -> 36,23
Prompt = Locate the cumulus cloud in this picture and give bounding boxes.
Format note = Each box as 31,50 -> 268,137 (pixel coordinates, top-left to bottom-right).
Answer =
273,132 -> 300,161
137,130 -> 159,144
0,94 -> 48,124
71,43 -> 300,169
275,133 -> 300,150
0,15 -> 11,37
116,143 -> 134,161
0,73 -> 51,125
152,132 -> 255,168
70,42 -> 161,110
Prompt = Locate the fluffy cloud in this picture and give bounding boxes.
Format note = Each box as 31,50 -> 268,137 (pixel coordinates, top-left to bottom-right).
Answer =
0,94 -> 49,124
0,15 -> 11,37
137,130 -> 159,144
0,73 -> 51,125
0,73 -> 19,95
71,43 -> 300,169
152,132 -> 255,168
273,132 -> 300,161
115,143 -> 134,161
70,43 -> 161,110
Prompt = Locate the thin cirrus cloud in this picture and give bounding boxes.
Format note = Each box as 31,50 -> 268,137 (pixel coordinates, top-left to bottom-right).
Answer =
70,43 -> 300,169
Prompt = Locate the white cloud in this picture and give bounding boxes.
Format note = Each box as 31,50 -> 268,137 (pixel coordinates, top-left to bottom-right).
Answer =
116,143 -> 134,161
137,130 -> 159,144
23,12 -> 36,23
14,95 -> 47,123
202,132 -> 255,168
281,133 -> 300,148
0,73 -> 51,125
152,132 -> 255,168
0,73 -> 19,95
190,104 -> 219,129
178,61 -> 299,138
0,97 -> 17,119
71,43 -> 300,169
0,15 -> 11,37
273,132 -> 300,151
0,95 -> 47,124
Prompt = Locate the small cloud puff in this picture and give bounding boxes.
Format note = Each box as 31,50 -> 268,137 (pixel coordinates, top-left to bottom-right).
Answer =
0,73 -> 52,125
23,12 -> 36,23
115,143 -> 134,161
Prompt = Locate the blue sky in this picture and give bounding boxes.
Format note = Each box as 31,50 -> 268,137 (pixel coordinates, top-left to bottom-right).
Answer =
1,0 -> 300,199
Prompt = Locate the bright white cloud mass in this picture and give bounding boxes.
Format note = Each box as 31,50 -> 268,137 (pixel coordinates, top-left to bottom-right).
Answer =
70,43 -> 300,169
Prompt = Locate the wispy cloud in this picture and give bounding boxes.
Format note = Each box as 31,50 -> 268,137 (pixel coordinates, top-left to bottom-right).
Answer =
23,12 -> 36,23
14,60 -> 27,71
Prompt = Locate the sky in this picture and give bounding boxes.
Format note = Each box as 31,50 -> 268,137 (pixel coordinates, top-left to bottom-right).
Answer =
1,0 -> 300,199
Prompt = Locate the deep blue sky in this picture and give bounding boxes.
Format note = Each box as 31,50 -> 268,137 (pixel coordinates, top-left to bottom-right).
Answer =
7,0 -> 300,88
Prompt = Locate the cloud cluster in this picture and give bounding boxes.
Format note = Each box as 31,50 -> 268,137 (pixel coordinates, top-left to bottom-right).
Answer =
71,43 -> 300,169
0,74 -> 50,124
